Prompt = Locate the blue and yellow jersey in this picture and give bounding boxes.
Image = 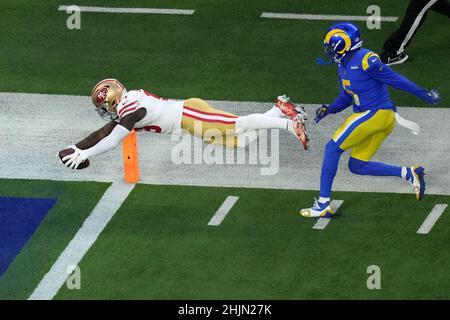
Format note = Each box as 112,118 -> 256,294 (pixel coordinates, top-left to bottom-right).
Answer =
328,48 -> 432,114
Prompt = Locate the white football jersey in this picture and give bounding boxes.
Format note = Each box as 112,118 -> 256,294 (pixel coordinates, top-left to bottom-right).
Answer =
116,89 -> 184,134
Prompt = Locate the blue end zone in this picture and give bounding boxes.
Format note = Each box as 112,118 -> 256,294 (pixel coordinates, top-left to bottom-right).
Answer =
0,197 -> 56,278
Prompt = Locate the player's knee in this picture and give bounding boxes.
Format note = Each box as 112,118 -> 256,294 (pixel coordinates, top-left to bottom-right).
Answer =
324,140 -> 343,157
348,157 -> 369,175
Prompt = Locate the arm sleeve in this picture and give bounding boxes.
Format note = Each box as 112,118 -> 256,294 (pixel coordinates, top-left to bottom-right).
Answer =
365,56 -> 432,103
328,77 -> 353,114
83,124 -> 130,158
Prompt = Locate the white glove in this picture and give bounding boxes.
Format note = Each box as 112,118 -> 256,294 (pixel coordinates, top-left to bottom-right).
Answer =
62,145 -> 88,170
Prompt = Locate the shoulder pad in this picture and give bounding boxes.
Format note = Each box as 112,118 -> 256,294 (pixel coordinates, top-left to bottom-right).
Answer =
117,96 -> 140,119
361,51 -> 381,71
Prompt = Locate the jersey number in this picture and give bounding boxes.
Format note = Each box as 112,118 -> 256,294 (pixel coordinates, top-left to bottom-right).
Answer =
341,79 -> 360,106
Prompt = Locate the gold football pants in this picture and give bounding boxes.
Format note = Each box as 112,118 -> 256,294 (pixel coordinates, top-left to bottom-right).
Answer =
181,98 -> 239,147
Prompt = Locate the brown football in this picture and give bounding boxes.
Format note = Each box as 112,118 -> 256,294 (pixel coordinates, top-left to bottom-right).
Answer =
58,147 -> 90,170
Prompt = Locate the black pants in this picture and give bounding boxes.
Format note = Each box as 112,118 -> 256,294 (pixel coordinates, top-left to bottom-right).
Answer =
383,0 -> 450,54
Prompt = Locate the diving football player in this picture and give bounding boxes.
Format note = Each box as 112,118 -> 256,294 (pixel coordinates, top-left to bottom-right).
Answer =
300,22 -> 441,218
60,79 -> 308,170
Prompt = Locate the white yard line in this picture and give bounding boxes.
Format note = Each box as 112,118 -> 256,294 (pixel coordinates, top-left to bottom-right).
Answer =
208,196 -> 239,226
313,200 -> 344,230
416,204 -> 447,235
58,5 -> 195,15
28,181 -> 135,300
260,12 -> 398,22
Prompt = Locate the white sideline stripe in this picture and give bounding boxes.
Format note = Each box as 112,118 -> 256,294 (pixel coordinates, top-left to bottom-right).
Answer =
58,5 -> 195,15
313,200 -> 344,230
28,181 -> 135,300
417,204 -> 447,235
260,12 -> 398,22
208,196 -> 239,226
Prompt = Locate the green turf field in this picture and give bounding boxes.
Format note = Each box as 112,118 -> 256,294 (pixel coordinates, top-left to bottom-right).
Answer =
0,179 -> 110,299
0,0 -> 448,105
55,185 -> 450,299
1,183 -> 447,299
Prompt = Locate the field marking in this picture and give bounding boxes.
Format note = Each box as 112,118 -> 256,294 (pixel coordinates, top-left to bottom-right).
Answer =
2,92 -> 450,195
313,200 -> 344,230
208,196 -> 239,226
417,204 -> 447,235
260,12 -> 398,22
28,181 -> 135,300
58,5 -> 195,15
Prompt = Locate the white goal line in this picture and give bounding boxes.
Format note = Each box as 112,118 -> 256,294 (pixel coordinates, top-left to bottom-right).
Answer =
29,181 -> 135,300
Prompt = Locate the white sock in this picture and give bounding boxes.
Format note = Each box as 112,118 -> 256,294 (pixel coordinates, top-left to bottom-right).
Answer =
264,106 -> 284,118
319,197 -> 330,203
401,167 -> 407,179
235,114 -> 289,134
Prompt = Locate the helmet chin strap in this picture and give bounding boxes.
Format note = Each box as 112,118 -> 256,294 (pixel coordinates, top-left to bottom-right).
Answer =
96,105 -> 118,122
334,52 -> 347,63
335,45 -> 362,63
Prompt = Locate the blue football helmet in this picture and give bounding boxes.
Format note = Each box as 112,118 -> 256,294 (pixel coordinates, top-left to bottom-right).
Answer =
323,22 -> 363,63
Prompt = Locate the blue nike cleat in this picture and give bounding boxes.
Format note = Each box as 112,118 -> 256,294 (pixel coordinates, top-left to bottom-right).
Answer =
406,166 -> 426,200
300,199 -> 333,218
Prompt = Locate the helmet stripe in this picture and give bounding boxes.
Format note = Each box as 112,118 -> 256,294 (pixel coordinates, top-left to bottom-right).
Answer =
324,28 -> 346,43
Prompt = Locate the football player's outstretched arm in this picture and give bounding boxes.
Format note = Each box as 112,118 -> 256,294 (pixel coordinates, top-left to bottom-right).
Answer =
75,108 -> 146,150
365,57 -> 441,105
78,108 -> 146,154
62,108 -> 146,169
75,121 -> 118,150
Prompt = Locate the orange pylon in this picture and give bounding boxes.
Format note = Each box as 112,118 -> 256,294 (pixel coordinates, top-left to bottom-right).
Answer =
122,131 -> 140,184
